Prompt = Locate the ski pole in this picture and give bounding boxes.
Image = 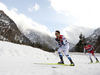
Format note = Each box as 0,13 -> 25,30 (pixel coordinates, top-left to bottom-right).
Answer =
68,42 -> 75,46
95,45 -> 100,52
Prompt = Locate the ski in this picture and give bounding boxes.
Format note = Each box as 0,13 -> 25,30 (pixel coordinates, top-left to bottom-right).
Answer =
33,63 -> 74,66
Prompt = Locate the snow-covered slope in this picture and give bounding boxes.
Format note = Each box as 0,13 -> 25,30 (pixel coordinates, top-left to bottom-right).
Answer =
86,27 -> 100,45
0,41 -> 100,75
0,10 -> 32,45
24,29 -> 56,51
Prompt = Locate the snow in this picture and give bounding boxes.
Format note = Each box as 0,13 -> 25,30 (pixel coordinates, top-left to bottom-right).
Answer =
0,41 -> 100,75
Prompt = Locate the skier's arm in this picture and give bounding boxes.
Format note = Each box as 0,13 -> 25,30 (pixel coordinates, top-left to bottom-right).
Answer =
62,36 -> 67,45
63,38 -> 66,45
91,46 -> 96,53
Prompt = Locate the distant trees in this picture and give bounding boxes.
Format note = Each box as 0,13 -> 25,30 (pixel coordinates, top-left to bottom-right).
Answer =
75,33 -> 100,53
75,33 -> 86,52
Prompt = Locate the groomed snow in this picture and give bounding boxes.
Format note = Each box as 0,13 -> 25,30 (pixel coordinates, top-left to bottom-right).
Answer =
0,41 -> 100,75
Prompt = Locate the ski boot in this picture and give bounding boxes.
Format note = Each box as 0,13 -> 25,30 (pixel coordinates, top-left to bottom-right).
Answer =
70,59 -> 75,66
96,58 -> 99,63
90,58 -> 93,63
70,62 -> 75,66
58,61 -> 64,64
58,56 -> 64,64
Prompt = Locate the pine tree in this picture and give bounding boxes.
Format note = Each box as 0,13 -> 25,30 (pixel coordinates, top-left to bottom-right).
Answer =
75,33 -> 86,52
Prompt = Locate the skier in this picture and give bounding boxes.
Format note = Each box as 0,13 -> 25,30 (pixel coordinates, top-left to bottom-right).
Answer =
84,43 -> 99,63
55,30 -> 74,66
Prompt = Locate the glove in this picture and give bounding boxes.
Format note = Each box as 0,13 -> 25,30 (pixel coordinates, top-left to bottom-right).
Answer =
55,38 -> 60,42
61,41 -> 66,46
63,44 -> 65,46
58,43 -> 62,47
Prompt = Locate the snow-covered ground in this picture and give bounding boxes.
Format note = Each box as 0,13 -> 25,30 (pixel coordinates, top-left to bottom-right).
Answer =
0,41 -> 100,75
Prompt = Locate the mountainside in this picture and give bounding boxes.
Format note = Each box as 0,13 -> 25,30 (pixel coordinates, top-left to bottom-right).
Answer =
86,27 -> 100,45
0,10 -> 56,52
0,10 -> 32,46
86,27 -> 100,52
24,29 -> 56,51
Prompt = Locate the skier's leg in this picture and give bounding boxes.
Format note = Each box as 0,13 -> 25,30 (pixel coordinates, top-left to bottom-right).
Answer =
64,44 -> 74,66
88,53 -> 93,63
95,58 -> 99,62
91,50 -> 99,62
66,54 -> 74,65
58,48 -> 64,64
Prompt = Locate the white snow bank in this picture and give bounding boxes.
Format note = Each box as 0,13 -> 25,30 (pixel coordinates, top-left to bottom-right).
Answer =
0,41 -> 100,75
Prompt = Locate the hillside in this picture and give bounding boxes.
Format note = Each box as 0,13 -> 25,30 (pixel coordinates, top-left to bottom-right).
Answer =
0,10 -> 55,52
0,10 -> 32,45
86,27 -> 100,45
86,27 -> 100,52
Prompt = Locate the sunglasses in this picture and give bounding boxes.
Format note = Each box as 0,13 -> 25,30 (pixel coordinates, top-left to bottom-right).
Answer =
55,33 -> 58,35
